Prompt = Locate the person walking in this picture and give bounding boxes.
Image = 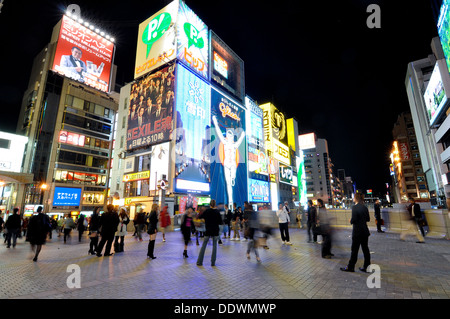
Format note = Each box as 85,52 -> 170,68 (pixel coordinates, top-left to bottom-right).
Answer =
197,199 -> 223,267
62,214 -> 76,243
5,208 -> 21,248
57,217 -> 64,237
245,202 -> 261,262
76,214 -> 86,242
225,206 -> 233,238
340,192 -> 371,273
193,206 -> 205,245
276,202 -> 292,245
26,206 -> 52,262
88,207 -> 101,255
317,199 -> 333,259
306,200 -> 318,243
231,204 -> 241,241
96,205 -> 119,257
180,206 -> 194,258
114,208 -> 130,253
408,198 -> 426,239
134,210 -> 146,242
146,204 -> 159,259
159,206 -> 171,242
374,199 -> 384,233
400,198 -> 425,243
22,217 -> 29,238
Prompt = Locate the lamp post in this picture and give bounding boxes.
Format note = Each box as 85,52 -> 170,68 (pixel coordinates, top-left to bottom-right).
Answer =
40,183 -> 48,213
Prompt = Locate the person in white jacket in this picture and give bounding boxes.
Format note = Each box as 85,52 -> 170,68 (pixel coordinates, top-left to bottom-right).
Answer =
114,208 -> 130,253
276,202 -> 292,245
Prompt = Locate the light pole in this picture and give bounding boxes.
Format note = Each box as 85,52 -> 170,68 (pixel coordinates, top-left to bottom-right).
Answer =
40,183 -> 48,213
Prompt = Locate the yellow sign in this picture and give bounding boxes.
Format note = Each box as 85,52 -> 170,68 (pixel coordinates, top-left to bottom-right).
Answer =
123,170 -> 150,182
261,102 -> 290,166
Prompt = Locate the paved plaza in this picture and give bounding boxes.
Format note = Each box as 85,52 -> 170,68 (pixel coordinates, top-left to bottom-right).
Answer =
0,225 -> 449,300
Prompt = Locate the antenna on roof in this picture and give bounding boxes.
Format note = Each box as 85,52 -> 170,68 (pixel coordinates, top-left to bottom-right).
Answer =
66,4 -> 81,19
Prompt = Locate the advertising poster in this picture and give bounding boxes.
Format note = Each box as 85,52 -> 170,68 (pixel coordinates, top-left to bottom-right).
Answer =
438,1 -> 450,74
134,0 -> 178,79
246,96 -> 268,176
174,64 -> 211,194
261,102 -> 290,166
177,1 -> 209,80
53,187 -> 82,206
248,179 -> 270,203
210,31 -> 245,103
127,64 -> 176,151
52,15 -> 114,93
399,142 -> 411,161
210,88 -> 247,208
423,60 -> 450,125
149,142 -> 170,191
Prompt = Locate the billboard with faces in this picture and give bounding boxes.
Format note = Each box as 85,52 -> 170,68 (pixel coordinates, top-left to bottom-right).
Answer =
174,63 -> 211,194
210,88 -> 247,208
127,64 -> 176,151
423,60 -> 450,126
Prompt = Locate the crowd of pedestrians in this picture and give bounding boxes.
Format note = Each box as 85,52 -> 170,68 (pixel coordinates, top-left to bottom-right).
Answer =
0,194 -> 430,274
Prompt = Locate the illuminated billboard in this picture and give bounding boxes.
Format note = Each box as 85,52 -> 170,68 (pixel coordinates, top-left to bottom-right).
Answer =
177,1 -> 209,80
174,63 -> 211,194
0,131 -> 28,173
423,60 -> 450,125
53,187 -> 82,206
246,97 -> 268,176
438,1 -> 450,74
134,0 -> 178,79
127,64 -> 175,151
297,152 -> 308,207
52,15 -> 114,93
210,88 -> 247,208
149,142 -> 170,191
248,179 -> 270,203
298,133 -> 316,150
59,131 -> 85,147
210,31 -> 245,103
261,102 -> 290,165
279,165 -> 293,184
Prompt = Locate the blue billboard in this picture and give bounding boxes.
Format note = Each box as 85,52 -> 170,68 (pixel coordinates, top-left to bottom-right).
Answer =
174,63 -> 211,194
210,87 -> 247,209
248,179 -> 270,203
53,187 -> 82,206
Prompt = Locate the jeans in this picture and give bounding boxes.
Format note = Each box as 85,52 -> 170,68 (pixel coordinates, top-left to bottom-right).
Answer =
307,221 -> 317,242
6,228 -> 19,247
279,222 -> 290,242
197,236 -> 219,266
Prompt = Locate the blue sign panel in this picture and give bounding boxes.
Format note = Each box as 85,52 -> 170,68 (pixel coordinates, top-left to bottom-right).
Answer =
53,187 -> 82,206
248,179 -> 270,203
174,63 -> 211,194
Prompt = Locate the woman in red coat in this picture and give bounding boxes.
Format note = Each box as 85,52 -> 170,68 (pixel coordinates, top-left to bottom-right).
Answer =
159,206 -> 171,242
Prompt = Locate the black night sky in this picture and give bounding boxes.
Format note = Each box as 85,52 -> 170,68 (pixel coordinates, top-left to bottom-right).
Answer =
0,0 -> 441,197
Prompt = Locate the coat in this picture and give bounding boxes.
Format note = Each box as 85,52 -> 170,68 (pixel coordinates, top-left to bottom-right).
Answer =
99,211 -> 120,237
27,213 -> 51,245
159,207 -> 171,228
115,215 -> 129,237
202,207 -> 223,237
350,203 -> 370,238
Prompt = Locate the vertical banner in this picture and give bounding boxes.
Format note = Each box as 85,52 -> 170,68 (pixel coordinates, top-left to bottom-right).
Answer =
174,64 -> 211,194
177,1 -> 209,80
127,64 -> 176,151
210,88 -> 247,209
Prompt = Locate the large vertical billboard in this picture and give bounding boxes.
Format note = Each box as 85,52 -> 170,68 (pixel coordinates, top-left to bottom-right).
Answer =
127,64 -> 176,151
423,60 -> 450,126
210,31 -> 245,103
438,1 -> 450,74
52,15 -> 114,93
174,63 -> 211,194
177,1 -> 209,80
261,102 -> 290,166
246,96 -> 268,176
134,0 -> 178,79
210,88 -> 247,208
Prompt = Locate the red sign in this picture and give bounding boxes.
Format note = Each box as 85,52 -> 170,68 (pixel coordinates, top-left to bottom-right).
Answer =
59,131 -> 85,147
52,15 -> 114,93
399,142 -> 410,161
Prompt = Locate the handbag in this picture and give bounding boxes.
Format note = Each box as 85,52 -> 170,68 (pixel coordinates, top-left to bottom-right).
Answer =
89,231 -> 98,238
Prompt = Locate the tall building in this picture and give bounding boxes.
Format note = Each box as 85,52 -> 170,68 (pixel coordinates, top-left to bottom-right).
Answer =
390,112 -> 429,202
15,11 -> 119,218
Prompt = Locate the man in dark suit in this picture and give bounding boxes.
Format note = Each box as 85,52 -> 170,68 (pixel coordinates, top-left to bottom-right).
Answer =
306,200 -> 317,243
340,192 -> 371,272
96,205 -> 120,257
374,199 -> 384,233
197,199 -> 223,266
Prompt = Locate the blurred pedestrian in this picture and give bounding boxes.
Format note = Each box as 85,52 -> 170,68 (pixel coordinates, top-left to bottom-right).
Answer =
193,206 -> 205,245
245,202 -> 261,262
408,198 -> 426,239
225,206 -> 232,238
57,217 -> 64,237
400,198 -> 425,243
88,207 -> 101,255
306,200 -> 318,243
5,208 -> 21,248
114,208 -> 130,253
317,199 -> 333,259
134,209 -> 146,241
231,204 -> 241,241
26,206 -> 52,262
340,193 -> 371,273
77,214 -> 86,242
180,206 -> 194,258
197,199 -> 223,267
146,204 -> 158,259
159,206 -> 171,242
22,217 -> 29,238
217,203 -> 226,244
96,205 -> 120,257
276,202 -> 292,245
374,199 -> 384,233
62,214 -> 75,243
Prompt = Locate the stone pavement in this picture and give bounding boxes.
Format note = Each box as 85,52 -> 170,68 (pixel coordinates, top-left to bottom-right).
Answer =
0,225 -> 449,300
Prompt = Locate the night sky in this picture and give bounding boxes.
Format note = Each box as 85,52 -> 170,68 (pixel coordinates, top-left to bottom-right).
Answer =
0,0 -> 440,197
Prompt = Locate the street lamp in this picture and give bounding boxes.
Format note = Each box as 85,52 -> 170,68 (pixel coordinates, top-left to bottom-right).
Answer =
40,183 -> 48,212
